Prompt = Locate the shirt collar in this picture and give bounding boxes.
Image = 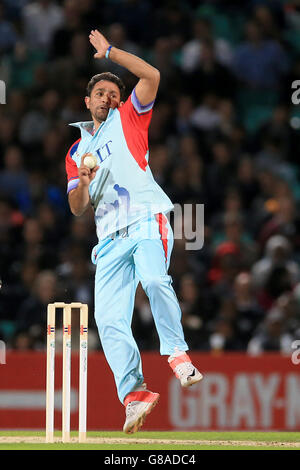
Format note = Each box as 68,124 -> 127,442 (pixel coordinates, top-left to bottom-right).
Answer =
69,109 -> 115,136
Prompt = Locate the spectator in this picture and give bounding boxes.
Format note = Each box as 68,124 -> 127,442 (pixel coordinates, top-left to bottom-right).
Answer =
0,260 -> 39,343
14,270 -> 60,349
148,100 -> 173,143
19,217 -> 59,269
60,91 -> 90,124
5,90 -> 28,122
236,156 -> 260,212
22,0 -> 64,51
113,0 -> 153,45
19,89 -> 61,145
174,95 -> 195,136
247,307 -> 294,354
190,93 -> 222,132
252,235 -> 299,287
208,317 -> 244,352
181,17 -> 233,73
233,272 -> 264,348
0,145 -> 30,209
58,252 -> 94,307
166,165 -> 192,204
208,241 -> 241,301
276,292 -> 300,338
178,273 -> 205,349
206,137 -> 237,211
185,154 -> 206,202
251,234 -> 299,310
50,31 -> 96,93
148,144 -> 170,187
253,4 -> 282,42
232,20 -> 289,90
0,116 -> 18,151
50,0 -> 82,58
4,42 -> 46,91
178,135 -> 200,160
256,105 -> 298,163
217,99 -> 238,138
0,198 -> 24,281
183,39 -> 236,102
0,0 -> 18,53
213,211 -> 257,269
258,195 -> 299,246
36,201 -> 65,246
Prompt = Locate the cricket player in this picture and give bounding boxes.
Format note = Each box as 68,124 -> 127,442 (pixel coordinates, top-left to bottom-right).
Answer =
65,29 -> 203,434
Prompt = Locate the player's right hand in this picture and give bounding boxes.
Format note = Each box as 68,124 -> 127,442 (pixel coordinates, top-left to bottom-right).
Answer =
79,153 -> 99,186
89,30 -> 110,59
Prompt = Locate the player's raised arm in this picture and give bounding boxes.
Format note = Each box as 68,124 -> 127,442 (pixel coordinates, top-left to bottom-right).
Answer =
89,29 -> 160,105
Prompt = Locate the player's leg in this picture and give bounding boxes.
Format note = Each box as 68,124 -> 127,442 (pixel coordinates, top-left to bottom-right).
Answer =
133,214 -> 187,355
93,236 -> 160,433
93,237 -> 143,404
133,214 -> 203,387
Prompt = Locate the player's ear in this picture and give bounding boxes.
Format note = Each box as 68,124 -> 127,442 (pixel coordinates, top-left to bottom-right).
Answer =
118,101 -> 125,108
85,96 -> 90,109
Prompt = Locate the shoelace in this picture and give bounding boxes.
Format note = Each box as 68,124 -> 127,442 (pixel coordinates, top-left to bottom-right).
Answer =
126,401 -> 137,418
175,362 -> 195,377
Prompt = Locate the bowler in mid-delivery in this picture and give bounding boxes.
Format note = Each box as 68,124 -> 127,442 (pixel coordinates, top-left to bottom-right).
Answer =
65,29 -> 203,434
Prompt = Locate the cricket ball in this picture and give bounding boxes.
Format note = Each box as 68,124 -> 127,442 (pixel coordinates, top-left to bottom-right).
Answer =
83,153 -> 98,169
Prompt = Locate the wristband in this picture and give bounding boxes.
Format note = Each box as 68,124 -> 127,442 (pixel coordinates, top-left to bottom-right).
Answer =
105,45 -> 112,59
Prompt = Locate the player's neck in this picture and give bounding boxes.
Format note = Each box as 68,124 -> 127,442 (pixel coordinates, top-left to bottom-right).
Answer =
93,119 -> 103,132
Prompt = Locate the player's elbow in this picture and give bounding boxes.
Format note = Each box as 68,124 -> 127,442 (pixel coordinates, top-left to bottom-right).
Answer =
68,193 -> 87,217
69,203 -> 80,216
70,207 -> 82,217
69,203 -> 88,217
151,68 -> 160,85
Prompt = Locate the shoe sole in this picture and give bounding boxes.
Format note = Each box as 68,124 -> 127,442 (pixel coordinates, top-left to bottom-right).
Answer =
182,373 -> 203,388
123,394 -> 160,434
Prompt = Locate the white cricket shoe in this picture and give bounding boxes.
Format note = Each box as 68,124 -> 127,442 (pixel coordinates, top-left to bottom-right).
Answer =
123,383 -> 160,434
168,348 -> 203,387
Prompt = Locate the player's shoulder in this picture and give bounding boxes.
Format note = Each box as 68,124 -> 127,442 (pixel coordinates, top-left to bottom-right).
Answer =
119,88 -> 154,118
66,138 -> 81,159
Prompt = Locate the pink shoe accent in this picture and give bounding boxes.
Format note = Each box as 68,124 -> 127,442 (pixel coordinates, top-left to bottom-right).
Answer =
169,353 -> 191,371
124,390 -> 160,408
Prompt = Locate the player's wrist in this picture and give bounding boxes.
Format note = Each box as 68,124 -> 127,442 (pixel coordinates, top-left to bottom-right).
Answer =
78,178 -> 90,189
105,45 -> 113,59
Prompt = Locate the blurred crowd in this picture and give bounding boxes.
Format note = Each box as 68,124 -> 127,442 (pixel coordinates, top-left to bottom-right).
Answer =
0,0 -> 300,354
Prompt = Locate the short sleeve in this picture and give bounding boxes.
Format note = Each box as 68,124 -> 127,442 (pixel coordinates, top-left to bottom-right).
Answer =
65,138 -> 80,193
118,89 -> 155,171
119,87 -> 154,131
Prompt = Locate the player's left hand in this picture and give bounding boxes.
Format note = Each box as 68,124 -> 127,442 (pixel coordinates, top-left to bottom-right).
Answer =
89,29 -> 110,59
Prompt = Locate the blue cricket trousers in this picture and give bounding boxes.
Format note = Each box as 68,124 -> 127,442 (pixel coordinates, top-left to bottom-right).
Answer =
92,213 -> 188,403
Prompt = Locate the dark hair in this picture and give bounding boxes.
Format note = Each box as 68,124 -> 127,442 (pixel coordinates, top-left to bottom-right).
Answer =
86,72 -> 126,100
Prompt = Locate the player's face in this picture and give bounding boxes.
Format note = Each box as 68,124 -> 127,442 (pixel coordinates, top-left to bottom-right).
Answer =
85,80 -> 122,123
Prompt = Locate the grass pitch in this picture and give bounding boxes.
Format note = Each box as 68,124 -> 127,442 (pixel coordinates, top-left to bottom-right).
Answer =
0,431 -> 300,450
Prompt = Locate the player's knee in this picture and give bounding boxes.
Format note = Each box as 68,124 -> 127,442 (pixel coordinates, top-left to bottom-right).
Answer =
141,275 -> 172,293
95,315 -> 128,337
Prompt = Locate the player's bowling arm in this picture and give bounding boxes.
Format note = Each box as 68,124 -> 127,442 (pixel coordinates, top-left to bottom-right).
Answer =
89,29 -> 160,105
108,47 -> 160,105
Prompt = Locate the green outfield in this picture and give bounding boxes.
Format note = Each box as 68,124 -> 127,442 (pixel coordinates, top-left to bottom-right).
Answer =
0,431 -> 300,450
